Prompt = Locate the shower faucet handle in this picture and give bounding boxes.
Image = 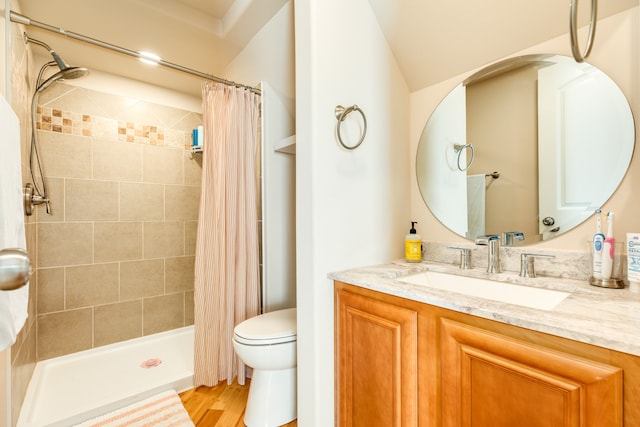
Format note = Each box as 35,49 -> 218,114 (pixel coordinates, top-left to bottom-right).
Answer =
31,194 -> 51,215
24,184 -> 52,216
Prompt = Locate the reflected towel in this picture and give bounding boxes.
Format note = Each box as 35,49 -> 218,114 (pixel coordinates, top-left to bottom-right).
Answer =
467,174 -> 486,238
0,95 -> 29,351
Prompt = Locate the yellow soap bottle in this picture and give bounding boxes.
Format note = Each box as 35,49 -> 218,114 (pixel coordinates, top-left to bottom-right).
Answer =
405,221 -> 422,262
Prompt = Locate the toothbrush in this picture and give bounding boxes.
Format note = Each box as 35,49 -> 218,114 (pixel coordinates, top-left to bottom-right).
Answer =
601,212 -> 615,280
592,209 -> 604,279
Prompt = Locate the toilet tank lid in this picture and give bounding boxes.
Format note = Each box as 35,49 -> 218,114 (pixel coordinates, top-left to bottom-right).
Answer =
234,308 -> 297,341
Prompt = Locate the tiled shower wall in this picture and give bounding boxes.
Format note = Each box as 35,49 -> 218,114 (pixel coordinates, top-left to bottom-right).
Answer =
10,20 -> 38,426
34,82 -> 202,360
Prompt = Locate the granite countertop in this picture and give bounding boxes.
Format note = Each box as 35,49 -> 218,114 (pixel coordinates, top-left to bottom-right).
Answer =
329,260 -> 640,357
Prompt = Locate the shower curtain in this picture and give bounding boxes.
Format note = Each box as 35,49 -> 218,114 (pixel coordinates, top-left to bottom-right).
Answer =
194,83 -> 261,387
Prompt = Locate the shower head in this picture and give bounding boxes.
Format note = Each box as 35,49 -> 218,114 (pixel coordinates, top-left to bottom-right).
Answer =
24,32 -> 89,91
36,66 -> 89,93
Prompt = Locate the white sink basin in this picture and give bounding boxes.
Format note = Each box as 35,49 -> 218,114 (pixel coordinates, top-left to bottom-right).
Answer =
398,271 -> 570,311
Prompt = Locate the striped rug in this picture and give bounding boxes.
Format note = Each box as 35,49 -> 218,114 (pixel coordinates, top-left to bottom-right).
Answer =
74,390 -> 194,427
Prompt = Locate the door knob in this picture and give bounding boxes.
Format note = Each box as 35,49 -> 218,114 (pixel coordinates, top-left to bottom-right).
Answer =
542,217 -> 556,226
0,248 -> 32,291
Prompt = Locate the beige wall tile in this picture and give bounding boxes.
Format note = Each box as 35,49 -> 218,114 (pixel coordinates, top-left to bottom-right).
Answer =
66,263 -> 119,309
39,132 -> 92,179
31,84 -> 206,358
120,259 -> 164,300
115,101 -> 154,125
184,152 -> 202,186
185,221 -> 198,256
165,256 -> 195,293
25,222 -> 37,269
94,300 -> 142,347
35,177 -> 64,223
26,273 -> 37,324
143,222 -> 184,259
11,324 -> 36,425
90,117 -> 118,140
38,83 -> 75,106
165,185 -> 200,221
143,293 -> 184,335
163,128 -> 190,149
93,139 -> 143,182
148,103 -> 193,129
38,222 -> 93,267
65,179 -> 119,221
120,183 -> 164,221
94,222 -> 143,263
171,112 -> 203,132
41,86 -> 109,118
38,309 -> 93,360
184,291 -> 194,326
82,88 -> 139,119
143,145 -> 184,184
37,268 -> 64,314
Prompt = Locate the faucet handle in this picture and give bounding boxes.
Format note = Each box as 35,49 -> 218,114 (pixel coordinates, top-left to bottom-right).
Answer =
502,231 -> 525,246
520,253 -> 555,278
448,246 -> 471,269
474,235 -> 500,245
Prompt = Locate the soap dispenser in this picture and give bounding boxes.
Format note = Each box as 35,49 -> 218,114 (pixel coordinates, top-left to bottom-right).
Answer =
405,221 -> 422,263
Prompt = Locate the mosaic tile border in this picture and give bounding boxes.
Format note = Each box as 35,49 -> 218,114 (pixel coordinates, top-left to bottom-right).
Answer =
36,106 -> 192,148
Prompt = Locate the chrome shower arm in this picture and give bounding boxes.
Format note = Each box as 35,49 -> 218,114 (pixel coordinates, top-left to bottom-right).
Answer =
24,33 -> 69,70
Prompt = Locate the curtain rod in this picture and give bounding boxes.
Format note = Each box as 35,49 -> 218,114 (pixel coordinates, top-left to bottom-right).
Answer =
10,11 -> 261,95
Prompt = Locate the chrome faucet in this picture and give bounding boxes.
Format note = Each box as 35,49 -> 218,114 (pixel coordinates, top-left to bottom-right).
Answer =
519,253 -> 555,278
448,246 -> 472,269
502,231 -> 525,247
474,235 -> 501,273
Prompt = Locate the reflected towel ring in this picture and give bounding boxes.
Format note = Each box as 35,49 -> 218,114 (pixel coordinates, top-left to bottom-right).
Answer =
335,104 -> 367,150
570,0 -> 598,63
453,143 -> 474,171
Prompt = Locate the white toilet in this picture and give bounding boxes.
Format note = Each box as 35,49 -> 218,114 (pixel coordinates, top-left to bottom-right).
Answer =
233,308 -> 297,427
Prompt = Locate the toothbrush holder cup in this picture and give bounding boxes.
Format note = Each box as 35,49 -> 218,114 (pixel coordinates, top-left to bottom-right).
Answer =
587,240 -> 625,289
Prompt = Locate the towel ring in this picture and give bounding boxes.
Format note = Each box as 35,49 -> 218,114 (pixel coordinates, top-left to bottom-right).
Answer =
335,104 -> 367,150
570,0 -> 597,63
453,143 -> 474,171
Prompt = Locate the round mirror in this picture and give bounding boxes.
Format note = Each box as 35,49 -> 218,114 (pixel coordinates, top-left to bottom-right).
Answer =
417,54 -> 635,244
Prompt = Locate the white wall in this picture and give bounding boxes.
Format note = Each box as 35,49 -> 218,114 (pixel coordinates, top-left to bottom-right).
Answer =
295,0 -> 411,424
224,2 -> 295,110
411,8 -> 640,251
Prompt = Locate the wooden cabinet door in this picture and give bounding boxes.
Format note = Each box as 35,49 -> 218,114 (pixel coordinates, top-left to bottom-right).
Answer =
440,318 -> 622,427
335,289 -> 418,427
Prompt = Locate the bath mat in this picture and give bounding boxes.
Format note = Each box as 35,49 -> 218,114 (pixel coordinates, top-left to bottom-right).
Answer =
73,389 -> 194,427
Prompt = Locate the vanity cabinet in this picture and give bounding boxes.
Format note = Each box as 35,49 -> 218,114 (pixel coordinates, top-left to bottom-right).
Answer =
335,289 -> 418,426
440,319 -> 621,426
335,282 -> 633,427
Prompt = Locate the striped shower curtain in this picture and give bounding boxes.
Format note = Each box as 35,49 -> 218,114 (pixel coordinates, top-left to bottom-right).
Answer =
194,82 -> 261,387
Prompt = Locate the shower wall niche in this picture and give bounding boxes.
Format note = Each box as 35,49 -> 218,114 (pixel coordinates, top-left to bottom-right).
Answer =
34,82 -> 202,360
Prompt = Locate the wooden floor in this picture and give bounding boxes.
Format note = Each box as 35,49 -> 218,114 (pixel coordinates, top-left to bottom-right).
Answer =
179,379 -> 298,426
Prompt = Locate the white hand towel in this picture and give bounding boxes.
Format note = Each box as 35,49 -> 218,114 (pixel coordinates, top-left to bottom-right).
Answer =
0,94 -> 29,351
466,174 -> 486,239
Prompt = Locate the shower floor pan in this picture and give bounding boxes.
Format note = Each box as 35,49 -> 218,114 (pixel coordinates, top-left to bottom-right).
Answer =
17,326 -> 194,427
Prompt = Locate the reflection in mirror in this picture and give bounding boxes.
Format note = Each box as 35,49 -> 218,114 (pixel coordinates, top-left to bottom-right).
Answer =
416,54 -> 635,245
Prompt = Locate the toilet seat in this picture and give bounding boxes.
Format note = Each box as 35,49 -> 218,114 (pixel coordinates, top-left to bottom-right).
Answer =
233,308 -> 296,346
